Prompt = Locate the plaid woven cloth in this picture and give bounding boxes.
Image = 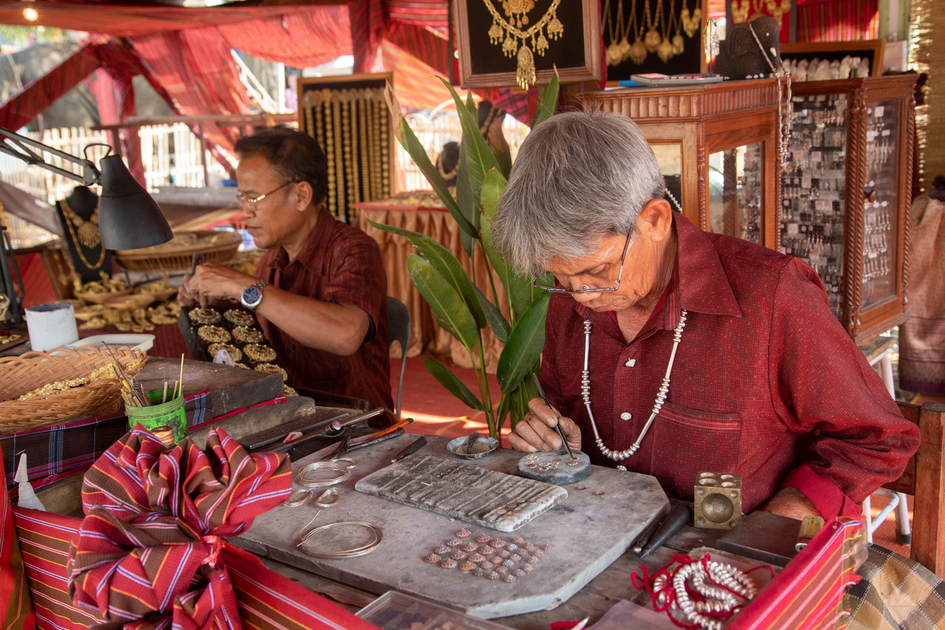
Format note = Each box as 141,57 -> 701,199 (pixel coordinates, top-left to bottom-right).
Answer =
67,426 -> 291,627
846,545 -> 945,630
2,390 -> 211,493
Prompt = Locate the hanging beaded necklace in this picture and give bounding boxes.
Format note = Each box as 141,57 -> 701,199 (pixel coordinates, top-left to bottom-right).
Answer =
582,309 -> 688,461
60,197 -> 105,270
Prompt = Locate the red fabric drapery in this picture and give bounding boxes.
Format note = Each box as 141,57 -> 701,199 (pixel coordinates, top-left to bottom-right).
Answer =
796,0 -> 880,42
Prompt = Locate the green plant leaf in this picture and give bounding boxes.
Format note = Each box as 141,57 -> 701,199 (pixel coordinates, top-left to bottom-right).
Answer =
475,285 -> 511,344
532,69 -> 560,129
398,119 -> 477,238
371,220 -> 486,329
440,78 -> 497,211
492,144 -> 512,180
408,254 -> 479,349
454,144 -> 477,259
496,292 -> 550,394
421,357 -> 485,411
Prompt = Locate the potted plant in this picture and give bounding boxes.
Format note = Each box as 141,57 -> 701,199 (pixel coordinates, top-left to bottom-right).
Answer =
372,76 -> 560,439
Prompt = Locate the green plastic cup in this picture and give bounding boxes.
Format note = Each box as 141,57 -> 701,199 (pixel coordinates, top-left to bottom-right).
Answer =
126,389 -> 187,444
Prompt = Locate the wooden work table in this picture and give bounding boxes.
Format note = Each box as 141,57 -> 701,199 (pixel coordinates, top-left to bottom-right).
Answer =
236,433 -> 800,629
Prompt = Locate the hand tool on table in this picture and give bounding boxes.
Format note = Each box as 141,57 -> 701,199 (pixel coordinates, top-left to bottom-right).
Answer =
631,504 -> 671,555
639,502 -> 693,558
240,409 -> 351,451
267,408 -> 393,455
315,424 -> 411,461
191,252 -> 205,275
531,373 -> 575,460
391,436 -> 427,463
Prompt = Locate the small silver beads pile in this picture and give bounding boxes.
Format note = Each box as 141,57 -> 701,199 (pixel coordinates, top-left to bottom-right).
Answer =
422,528 -> 552,584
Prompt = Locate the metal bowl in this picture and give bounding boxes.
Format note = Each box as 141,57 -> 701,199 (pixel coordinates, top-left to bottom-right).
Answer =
447,434 -> 499,459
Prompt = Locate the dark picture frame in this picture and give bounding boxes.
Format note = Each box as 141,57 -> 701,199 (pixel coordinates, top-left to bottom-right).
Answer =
454,0 -> 601,89
780,40 -> 886,77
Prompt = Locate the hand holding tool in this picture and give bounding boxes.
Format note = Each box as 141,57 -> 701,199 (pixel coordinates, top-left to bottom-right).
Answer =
531,373 -> 575,460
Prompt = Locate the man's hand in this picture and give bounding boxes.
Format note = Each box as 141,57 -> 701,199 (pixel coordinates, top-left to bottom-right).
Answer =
757,487 -> 822,521
509,398 -> 582,453
178,262 -> 256,308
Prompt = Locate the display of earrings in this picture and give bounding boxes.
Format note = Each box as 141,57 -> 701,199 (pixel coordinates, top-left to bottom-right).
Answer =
302,87 -> 390,222
601,0 -> 692,66
861,101 -> 900,309
780,94 -> 848,318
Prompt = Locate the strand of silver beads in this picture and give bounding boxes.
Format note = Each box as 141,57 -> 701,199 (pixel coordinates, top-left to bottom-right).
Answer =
583,310 -> 688,461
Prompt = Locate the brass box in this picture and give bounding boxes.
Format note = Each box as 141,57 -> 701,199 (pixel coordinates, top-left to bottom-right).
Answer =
693,472 -> 742,530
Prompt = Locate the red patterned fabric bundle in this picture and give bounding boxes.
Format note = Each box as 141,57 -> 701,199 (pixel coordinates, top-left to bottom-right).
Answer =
67,426 -> 291,628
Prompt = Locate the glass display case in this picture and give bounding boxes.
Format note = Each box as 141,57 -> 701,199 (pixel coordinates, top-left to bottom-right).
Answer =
781,75 -> 916,343
580,79 -> 783,248
580,75 -> 916,343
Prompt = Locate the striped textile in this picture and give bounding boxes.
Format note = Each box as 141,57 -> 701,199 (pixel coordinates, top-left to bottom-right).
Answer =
349,0 -> 386,73
217,8 -> 351,70
68,427 -> 291,626
2,390 -> 211,493
386,0 -> 448,29
0,444 -> 35,630
14,506 -> 379,630
796,0 -> 879,42
730,517 -> 864,629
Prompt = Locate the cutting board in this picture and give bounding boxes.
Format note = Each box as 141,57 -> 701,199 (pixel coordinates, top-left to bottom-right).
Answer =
236,434 -> 669,619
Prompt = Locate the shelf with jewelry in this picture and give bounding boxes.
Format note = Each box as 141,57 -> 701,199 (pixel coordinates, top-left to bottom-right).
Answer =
579,78 -> 783,248
780,74 -> 917,344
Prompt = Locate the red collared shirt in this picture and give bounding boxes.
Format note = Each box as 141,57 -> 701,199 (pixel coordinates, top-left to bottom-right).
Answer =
539,215 -> 919,518
255,211 -> 393,410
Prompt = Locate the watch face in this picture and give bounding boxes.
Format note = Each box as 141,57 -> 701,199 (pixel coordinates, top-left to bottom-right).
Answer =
243,287 -> 261,305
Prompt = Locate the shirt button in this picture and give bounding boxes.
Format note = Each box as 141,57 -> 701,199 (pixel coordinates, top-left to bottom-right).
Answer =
620,412 -> 632,421
625,359 -> 636,367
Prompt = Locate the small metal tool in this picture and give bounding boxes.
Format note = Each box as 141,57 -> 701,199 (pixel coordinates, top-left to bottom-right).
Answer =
391,436 -> 427,463
531,373 -> 575,460
632,509 -> 668,555
640,502 -> 692,558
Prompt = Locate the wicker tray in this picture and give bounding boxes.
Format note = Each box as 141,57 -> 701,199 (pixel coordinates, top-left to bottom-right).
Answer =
0,346 -> 146,435
115,230 -> 242,272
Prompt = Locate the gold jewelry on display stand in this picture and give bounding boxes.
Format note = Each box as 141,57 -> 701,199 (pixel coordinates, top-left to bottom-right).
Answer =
378,96 -> 389,195
332,98 -> 345,218
60,198 -> 106,270
681,0 -> 701,37
500,0 -> 535,27
483,0 -> 563,88
365,96 -> 376,200
358,96 -> 371,202
341,96 -> 358,212
764,0 -> 791,27
642,0 -> 662,52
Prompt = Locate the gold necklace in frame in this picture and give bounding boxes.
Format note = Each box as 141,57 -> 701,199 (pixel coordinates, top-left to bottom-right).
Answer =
484,0 -> 563,88
501,0 -> 535,28
642,0 -> 662,53
681,0 -> 701,37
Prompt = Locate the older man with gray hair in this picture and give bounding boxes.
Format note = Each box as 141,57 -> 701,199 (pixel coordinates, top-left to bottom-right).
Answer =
492,111 -> 918,523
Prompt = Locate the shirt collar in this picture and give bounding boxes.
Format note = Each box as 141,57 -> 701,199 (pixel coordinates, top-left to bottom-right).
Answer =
265,209 -> 334,273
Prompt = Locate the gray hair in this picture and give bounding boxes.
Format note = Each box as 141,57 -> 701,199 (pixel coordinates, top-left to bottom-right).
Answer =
491,111 -> 666,277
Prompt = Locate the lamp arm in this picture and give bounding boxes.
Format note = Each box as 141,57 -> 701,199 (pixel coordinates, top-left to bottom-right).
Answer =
0,127 -> 101,187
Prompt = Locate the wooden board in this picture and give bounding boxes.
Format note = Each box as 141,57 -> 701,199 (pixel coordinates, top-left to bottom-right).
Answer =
136,357 -> 283,421
235,434 -> 670,619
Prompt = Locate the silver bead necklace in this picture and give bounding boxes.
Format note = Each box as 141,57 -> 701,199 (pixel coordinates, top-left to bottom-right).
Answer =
582,309 -> 688,461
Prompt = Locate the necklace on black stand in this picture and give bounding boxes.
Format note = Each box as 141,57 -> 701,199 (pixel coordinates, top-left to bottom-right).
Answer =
61,197 -> 105,270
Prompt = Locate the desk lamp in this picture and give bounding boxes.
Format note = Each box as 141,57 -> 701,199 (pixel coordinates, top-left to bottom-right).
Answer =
0,127 -> 174,323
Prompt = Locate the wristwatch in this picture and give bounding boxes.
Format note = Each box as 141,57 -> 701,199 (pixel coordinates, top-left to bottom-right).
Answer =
240,280 -> 268,311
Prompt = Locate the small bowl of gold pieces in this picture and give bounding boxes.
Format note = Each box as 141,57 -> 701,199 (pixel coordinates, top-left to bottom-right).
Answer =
197,325 -> 231,344
243,343 -> 277,364
188,308 -> 222,326
207,343 -> 242,363
254,363 -> 288,382
232,326 -> 265,344
223,309 -> 256,327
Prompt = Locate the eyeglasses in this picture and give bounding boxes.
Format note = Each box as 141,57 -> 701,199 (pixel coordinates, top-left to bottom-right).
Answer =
236,181 -> 297,212
532,230 -> 634,294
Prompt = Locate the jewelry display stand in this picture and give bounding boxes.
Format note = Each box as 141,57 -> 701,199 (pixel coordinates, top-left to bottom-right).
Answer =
55,186 -> 113,284
297,73 -> 394,224
780,74 -> 916,343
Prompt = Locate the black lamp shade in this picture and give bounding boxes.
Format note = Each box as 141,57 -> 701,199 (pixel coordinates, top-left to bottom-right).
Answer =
98,155 -> 173,251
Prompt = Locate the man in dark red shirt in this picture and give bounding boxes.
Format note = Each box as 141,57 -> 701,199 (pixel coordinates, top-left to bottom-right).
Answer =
178,128 -> 392,410
491,111 -> 919,522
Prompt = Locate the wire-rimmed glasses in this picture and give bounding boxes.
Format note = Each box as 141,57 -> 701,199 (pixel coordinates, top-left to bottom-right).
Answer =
532,230 -> 634,294
236,181 -> 297,213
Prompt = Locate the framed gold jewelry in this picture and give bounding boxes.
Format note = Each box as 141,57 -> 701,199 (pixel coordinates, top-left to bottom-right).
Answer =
298,73 -> 394,223
454,0 -> 601,89
602,0 -> 707,82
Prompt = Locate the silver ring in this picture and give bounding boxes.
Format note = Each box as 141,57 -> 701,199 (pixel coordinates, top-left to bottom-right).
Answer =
296,461 -> 350,488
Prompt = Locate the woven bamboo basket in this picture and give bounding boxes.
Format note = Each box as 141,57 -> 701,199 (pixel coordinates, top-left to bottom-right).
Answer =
115,230 -> 242,272
0,346 -> 147,435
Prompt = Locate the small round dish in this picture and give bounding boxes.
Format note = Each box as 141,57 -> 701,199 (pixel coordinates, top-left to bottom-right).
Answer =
447,434 -> 499,459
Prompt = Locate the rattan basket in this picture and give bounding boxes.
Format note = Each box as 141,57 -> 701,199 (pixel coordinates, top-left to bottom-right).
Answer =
0,346 -> 146,435
115,230 -> 242,272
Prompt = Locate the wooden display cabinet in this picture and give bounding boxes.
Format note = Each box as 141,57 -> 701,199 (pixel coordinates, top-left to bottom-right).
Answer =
781,74 -> 916,344
580,75 -> 917,344
580,79 -> 783,248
